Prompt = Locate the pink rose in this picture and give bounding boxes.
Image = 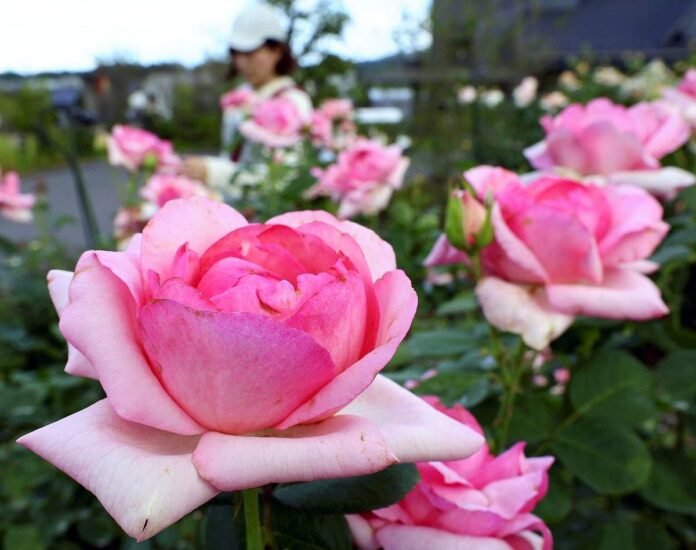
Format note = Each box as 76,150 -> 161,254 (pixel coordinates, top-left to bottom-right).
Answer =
525,98 -> 693,196
239,96 -> 308,148
139,173 -> 213,208
663,69 -> 696,129
309,138 -> 410,218
426,167 -> 669,349
310,110 -> 334,148
319,98 -> 354,120
0,170 -> 35,222
348,398 -> 554,550
18,198 -> 483,541
107,125 -> 180,172
219,86 -> 256,110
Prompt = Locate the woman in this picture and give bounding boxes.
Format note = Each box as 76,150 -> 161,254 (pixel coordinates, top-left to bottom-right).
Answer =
181,3 -> 312,191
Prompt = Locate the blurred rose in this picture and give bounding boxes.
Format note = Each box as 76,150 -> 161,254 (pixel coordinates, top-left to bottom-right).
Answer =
558,71 -> 581,91
319,98 -> 354,120
525,98 -> 693,197
481,89 -> 504,108
426,167 -> 670,349
309,138 -> 410,218
239,96 -> 309,148
539,91 -> 569,113
663,69 -> 696,128
219,86 -> 256,111
139,173 -> 216,208
593,66 -> 626,87
107,125 -> 180,172
458,85 -> 477,105
19,198 -> 483,541
348,398 -> 554,550
513,77 -> 539,108
0,170 -> 35,223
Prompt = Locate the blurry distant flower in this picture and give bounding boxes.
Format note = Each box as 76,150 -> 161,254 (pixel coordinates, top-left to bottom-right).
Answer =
663,69 -> 696,129
458,85 -> 477,105
593,66 -> 626,87
139,173 -> 218,208
0,170 -> 35,223
108,126 -> 180,172
219,86 -> 256,111
526,98 -> 694,197
481,89 -> 504,108
311,99 -> 357,150
620,59 -> 676,100
540,91 -> 569,112
240,96 -> 308,148
558,70 -> 581,91
309,138 -> 409,218
513,76 -> 539,108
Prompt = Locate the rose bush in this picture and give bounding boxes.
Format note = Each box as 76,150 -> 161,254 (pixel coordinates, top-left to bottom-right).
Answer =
426,166 -> 670,349
524,98 -> 693,196
309,138 -> 410,218
107,125 -> 180,172
18,197 -> 483,541
348,398 -> 554,550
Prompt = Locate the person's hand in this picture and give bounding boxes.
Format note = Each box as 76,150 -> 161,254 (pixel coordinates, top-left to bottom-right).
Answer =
180,156 -> 208,183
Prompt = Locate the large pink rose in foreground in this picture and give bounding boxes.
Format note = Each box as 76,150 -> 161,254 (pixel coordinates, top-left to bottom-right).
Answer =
309,138 -> 410,218
524,98 -> 693,197
348,398 -> 554,550
108,125 -> 180,172
426,166 -> 669,349
18,198 -> 483,541
239,96 -> 308,148
0,170 -> 35,222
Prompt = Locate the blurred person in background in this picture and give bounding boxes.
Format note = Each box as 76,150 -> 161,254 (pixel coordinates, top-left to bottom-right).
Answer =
180,2 -> 312,190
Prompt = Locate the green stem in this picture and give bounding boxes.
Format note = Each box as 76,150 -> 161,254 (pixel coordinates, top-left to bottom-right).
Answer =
493,340 -> 527,452
243,488 -> 263,550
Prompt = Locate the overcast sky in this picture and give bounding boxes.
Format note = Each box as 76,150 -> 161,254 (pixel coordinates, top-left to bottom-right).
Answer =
0,0 -> 431,74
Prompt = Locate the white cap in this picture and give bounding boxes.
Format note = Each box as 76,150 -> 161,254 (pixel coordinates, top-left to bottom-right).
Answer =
229,3 -> 288,52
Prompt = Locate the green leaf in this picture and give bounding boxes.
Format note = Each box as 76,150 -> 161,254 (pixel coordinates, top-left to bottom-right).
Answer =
273,464 -> 419,515
507,394 -> 557,445
407,328 -> 473,358
655,350 -> 696,406
413,371 -> 491,407
552,418 -> 652,495
640,453 -> 696,515
2,525 -> 45,550
634,518 -> 679,550
650,244 -> 692,265
570,350 -> 655,428
534,469 -> 572,524
76,516 -> 117,548
437,292 -> 478,315
270,500 -> 352,550
596,516 -> 633,550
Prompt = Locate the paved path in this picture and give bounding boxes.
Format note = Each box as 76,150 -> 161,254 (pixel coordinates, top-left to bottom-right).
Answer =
0,160 -> 131,252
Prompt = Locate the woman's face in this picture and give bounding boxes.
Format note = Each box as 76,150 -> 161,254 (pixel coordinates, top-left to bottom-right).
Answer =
233,45 -> 283,88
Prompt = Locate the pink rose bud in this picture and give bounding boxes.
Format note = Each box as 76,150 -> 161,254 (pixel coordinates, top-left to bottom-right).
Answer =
554,367 -> 571,384
18,198 -> 483,541
0,170 -> 35,223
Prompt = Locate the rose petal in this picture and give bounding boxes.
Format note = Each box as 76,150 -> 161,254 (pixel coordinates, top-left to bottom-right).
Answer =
424,234 -> 469,267
138,300 -> 337,434
268,210 -> 396,282
545,267 -> 668,320
142,197 -> 247,280
17,400 -> 217,542
339,375 -> 485,463
606,167 -> 696,199
274,270 -> 416,429
475,277 -> 574,351
375,525 -> 514,550
192,414 -> 397,491
61,253 -> 203,435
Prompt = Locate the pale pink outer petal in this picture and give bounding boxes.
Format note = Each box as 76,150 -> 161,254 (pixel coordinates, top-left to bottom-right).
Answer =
141,197 -> 248,280
545,267 -> 668,320
47,269 -> 99,380
274,270 -> 417,429
423,234 -> 469,267
475,277 -> 574,351
239,120 -> 301,148
107,136 -> 137,171
60,253 -> 204,435
606,167 -> 696,199
339,375 -> 485,463
523,141 -> 554,171
268,210 -> 396,283
17,400 -> 217,542
192,414 -> 398,491
375,525 -> 515,550
345,515 -> 381,550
